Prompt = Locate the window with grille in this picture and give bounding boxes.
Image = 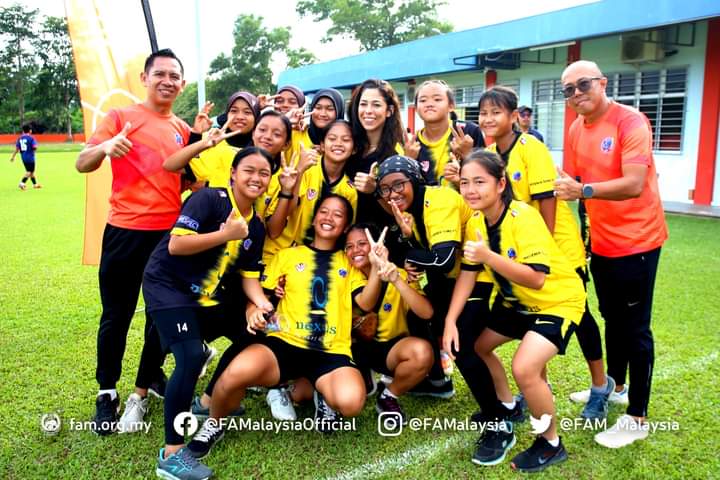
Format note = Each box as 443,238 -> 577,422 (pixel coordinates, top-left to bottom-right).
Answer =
604,68 -> 686,151
532,79 -> 565,150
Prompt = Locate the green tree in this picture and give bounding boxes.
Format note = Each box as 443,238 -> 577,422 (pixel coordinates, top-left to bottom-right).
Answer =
174,82 -> 199,126
206,14 -> 316,108
296,0 -> 453,51
31,16 -> 79,139
0,3 -> 40,129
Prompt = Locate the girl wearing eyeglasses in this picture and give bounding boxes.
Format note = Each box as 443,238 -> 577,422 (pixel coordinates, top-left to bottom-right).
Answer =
449,149 -> 585,472
478,86 -> 613,420
375,155 -> 476,399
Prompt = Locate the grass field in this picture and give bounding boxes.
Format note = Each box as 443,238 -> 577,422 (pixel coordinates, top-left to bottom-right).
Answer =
1,147 -> 719,479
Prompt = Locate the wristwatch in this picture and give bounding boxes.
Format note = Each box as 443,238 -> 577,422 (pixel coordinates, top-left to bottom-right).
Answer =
582,184 -> 594,199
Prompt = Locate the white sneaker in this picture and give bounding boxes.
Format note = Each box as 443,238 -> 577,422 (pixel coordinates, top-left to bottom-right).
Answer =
117,393 -> 148,433
594,414 -> 649,448
266,387 -> 297,421
199,345 -> 218,378
379,374 -> 394,385
569,384 -> 629,406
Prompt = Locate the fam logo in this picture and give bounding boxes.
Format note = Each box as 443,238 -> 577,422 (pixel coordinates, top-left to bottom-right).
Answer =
383,303 -> 392,312
512,171 -> 522,181
507,247 -> 517,259
177,215 -> 199,231
243,239 -> 252,250
174,132 -> 183,146
338,268 -> 348,278
600,136 -> 614,153
307,188 -> 318,200
296,263 -> 305,272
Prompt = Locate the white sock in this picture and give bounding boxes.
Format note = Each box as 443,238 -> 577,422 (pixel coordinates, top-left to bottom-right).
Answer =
546,436 -> 560,447
382,387 -> 398,399
98,389 -> 118,401
502,399 -> 516,410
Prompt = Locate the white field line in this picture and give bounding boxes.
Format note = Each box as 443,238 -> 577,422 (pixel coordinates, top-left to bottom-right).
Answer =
327,351 -> 718,480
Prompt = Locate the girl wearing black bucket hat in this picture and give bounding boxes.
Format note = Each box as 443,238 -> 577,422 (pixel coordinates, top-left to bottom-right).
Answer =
375,155 -> 474,399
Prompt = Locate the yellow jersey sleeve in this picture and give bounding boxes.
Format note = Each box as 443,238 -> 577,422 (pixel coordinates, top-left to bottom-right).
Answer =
285,129 -> 313,168
521,135 -> 556,199
188,138 -> 238,188
423,187 -> 464,247
511,204 -> 551,270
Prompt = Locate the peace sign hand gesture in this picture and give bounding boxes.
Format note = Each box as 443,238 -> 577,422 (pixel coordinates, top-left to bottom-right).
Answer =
404,131 -> 421,160
257,94 -> 278,110
443,152 -> 461,185
278,154 -> 299,193
450,122 -> 473,161
364,226 -> 389,267
205,117 -> 246,147
390,199 -> 414,238
192,101 -> 214,133
463,229 -> 489,264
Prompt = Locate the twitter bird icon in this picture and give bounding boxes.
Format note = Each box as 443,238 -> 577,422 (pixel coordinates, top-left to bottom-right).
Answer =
529,413 -> 552,434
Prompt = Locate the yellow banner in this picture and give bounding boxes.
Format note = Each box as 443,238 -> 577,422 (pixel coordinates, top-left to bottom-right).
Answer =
65,0 -> 150,264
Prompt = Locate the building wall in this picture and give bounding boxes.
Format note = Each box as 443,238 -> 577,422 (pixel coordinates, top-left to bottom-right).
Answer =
381,21 -> 709,204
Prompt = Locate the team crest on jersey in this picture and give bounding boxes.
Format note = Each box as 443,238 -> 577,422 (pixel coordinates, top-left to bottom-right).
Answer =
296,263 -> 305,272
600,137 -> 614,153
383,303 -> 392,312
507,248 -> 517,259
264,196 -> 271,205
420,160 -> 430,172
243,239 -> 252,250
510,209 -> 518,217
513,171 -> 522,181
424,199 -> 430,208
177,215 -> 199,231
175,132 -> 183,145
519,136 -> 527,145
260,274 -> 267,282
338,268 -> 348,277
307,189 -> 317,200
219,190 -> 227,198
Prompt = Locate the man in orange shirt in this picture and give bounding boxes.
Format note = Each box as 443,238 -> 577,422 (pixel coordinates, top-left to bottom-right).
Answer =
555,60 -> 668,449
76,49 -> 192,437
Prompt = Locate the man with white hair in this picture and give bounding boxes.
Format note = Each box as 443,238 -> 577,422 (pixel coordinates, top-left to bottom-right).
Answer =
554,60 -> 668,449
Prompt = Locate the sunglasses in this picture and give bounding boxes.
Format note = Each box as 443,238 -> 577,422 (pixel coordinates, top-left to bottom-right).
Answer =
519,112 -> 532,118
377,179 -> 410,198
561,77 -> 602,99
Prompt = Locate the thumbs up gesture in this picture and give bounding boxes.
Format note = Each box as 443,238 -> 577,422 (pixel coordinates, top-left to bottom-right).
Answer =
443,152 -> 461,185
220,208 -> 249,241
103,122 -> 133,158
353,161 -> 378,194
463,229 -> 489,263
553,166 -> 582,200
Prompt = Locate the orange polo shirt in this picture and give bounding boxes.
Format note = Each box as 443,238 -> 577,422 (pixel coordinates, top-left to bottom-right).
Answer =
566,102 -> 667,257
88,104 -> 190,230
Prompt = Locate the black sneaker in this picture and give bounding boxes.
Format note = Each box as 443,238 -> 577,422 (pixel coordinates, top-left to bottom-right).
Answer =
187,418 -> 225,460
313,390 -> 341,434
148,372 -> 167,399
408,376 -> 455,399
510,436 -> 568,473
471,400 -> 526,425
375,386 -> 407,425
472,419 -> 516,466
92,393 -> 119,436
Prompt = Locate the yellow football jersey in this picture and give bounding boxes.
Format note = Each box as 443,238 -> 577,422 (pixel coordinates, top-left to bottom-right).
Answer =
188,138 -> 239,188
262,160 -> 357,264
464,201 -> 585,323
262,245 -> 367,356
417,127 -> 453,188
371,269 -> 424,342
487,133 -> 586,270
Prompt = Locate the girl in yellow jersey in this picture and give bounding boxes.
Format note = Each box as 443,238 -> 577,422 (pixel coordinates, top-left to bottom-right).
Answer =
452,150 -> 585,472
262,120 -> 358,265
163,91 -> 259,186
284,88 -> 345,168
346,223 -> 434,424
478,86 -> 613,420
407,79 -> 485,188
186,195 -> 384,457
375,155 -> 474,398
